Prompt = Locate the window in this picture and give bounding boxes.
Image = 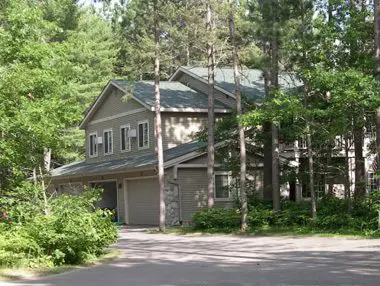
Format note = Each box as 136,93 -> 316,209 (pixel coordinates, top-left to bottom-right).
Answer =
138,120 -> 149,149
103,129 -> 113,155
89,132 -> 97,157
214,173 -> 231,200
120,124 -> 131,152
368,172 -> 379,192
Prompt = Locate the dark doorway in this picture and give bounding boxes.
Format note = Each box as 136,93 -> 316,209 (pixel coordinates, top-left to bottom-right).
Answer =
90,181 -> 117,211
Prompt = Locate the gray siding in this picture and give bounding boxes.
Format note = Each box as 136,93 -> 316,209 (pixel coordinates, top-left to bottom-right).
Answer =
185,155 -> 208,165
91,88 -> 145,121
177,73 -> 236,108
127,178 -> 160,225
85,104 -> 155,162
177,168 -> 233,222
162,113 -> 208,149
50,170 -> 157,224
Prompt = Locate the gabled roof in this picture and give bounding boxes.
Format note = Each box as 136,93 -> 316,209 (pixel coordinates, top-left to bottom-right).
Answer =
113,80 -> 231,112
80,79 -> 231,128
170,66 -> 303,102
50,141 -> 206,179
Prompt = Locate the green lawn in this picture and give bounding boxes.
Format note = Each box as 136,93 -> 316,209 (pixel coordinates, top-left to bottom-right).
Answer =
0,249 -> 121,282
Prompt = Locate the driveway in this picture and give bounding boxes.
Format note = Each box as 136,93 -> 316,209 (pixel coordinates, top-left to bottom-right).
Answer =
3,227 -> 380,286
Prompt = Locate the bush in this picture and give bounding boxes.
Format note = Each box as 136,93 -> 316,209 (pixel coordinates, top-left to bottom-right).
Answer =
193,192 -> 380,234
192,208 -> 241,231
0,188 -> 118,267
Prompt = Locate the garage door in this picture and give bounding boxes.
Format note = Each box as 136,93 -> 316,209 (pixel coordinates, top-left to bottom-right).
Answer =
127,179 -> 159,225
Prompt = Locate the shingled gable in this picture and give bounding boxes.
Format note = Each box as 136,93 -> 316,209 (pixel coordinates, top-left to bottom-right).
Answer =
79,79 -> 232,129
169,66 -> 303,103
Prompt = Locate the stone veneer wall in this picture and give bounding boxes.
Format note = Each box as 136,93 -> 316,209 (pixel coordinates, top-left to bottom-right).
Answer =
165,184 -> 180,225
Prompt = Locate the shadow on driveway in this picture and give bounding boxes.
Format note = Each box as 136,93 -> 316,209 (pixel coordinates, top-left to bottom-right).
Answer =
4,232 -> 380,286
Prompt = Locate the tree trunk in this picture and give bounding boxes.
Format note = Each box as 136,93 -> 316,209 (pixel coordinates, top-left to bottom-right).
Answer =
345,138 -> 352,212
153,0 -> 165,232
263,124 -> 273,201
295,140 -> 302,203
354,124 -> 365,197
206,1 -> 215,208
272,123 -> 280,211
271,0 -> 280,212
306,124 -> 316,220
43,148 -> 51,172
228,3 -> 247,231
375,0 -> 380,173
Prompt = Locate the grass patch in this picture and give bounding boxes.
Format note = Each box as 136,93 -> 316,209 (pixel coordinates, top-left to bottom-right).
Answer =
160,226 -> 380,239
0,248 -> 122,282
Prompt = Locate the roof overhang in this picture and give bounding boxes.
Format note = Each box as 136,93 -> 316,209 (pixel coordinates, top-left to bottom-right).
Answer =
169,67 -> 237,100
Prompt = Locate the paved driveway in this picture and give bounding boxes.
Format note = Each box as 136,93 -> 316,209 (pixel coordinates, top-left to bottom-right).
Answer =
3,227 -> 380,286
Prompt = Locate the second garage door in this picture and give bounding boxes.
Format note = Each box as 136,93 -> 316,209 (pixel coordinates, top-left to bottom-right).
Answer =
127,178 -> 159,225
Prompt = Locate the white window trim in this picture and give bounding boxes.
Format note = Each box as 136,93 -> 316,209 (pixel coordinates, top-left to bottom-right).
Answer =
120,124 -> 131,153
214,171 -> 233,201
137,120 -> 150,150
103,128 -> 113,156
88,131 -> 98,158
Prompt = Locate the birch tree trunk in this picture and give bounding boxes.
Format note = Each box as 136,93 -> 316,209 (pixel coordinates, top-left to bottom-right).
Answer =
153,0 -> 166,231
228,3 -> 247,231
206,1 -> 215,208
43,148 -> 51,172
375,0 -> 380,171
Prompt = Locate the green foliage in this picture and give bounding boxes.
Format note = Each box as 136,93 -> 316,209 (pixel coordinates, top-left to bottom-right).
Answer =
192,208 -> 241,232
193,192 -> 380,234
0,188 -> 118,268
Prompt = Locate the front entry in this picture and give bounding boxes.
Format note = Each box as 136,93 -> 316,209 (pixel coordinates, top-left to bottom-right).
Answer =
125,178 -> 159,225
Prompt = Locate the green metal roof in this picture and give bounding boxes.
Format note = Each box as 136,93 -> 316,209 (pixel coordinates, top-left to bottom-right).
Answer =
112,80 -> 230,111
51,141 -> 206,178
181,67 -> 302,102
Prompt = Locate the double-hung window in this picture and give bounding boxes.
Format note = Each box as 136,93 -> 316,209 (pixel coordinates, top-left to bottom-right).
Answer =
214,172 -> 232,200
138,120 -> 149,149
103,128 -> 113,155
89,132 -> 98,158
120,124 -> 131,152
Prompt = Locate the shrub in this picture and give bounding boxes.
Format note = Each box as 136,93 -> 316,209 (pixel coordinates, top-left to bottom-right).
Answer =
0,187 -> 118,267
192,208 -> 241,231
247,208 -> 275,228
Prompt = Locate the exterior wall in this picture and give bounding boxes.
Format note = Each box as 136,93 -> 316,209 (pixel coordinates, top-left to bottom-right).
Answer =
162,113 -> 208,149
91,88 -> 145,121
84,91 -> 155,162
177,73 -> 236,108
176,168 -> 234,223
50,169 -> 157,224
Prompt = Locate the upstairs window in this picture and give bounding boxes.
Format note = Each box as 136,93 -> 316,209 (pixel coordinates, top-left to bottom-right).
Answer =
214,172 -> 231,200
138,120 -> 149,149
120,124 -> 131,152
103,129 -> 113,155
89,132 -> 97,158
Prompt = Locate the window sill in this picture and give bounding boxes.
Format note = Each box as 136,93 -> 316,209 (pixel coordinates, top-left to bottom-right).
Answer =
214,198 -> 233,202
104,152 -> 114,156
138,146 -> 149,150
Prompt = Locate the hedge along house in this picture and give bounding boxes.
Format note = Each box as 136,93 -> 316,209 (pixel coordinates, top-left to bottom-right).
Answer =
50,67 -> 299,225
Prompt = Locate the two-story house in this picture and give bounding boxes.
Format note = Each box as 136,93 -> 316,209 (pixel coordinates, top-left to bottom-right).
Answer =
53,66 -> 374,226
